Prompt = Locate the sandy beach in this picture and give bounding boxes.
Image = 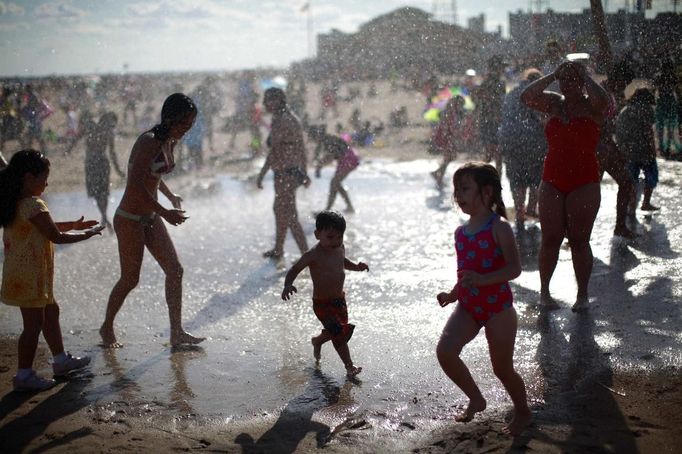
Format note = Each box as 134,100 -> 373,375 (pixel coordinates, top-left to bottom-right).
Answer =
1,78 -> 682,453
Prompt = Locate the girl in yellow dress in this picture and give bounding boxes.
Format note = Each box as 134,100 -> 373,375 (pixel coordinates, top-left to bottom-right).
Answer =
1,149 -> 104,391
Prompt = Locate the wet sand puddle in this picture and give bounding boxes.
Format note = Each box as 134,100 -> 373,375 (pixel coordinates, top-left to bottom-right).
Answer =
1,157 -> 680,450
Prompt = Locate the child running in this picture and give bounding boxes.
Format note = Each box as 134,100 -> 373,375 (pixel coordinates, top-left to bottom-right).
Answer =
281,210 -> 367,377
0,150 -> 104,391
308,126 -> 360,213
435,162 -> 531,435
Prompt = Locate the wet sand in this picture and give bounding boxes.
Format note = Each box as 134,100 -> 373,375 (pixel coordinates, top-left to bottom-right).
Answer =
2,342 -> 679,453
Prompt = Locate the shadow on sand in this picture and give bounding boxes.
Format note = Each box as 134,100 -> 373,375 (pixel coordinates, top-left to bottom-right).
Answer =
234,367 -> 353,453
0,373 -> 93,452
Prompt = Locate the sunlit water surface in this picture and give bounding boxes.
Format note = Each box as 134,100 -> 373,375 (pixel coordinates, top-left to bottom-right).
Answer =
1,157 -> 680,440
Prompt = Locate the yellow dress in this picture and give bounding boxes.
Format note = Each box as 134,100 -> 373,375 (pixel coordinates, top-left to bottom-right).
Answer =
1,197 -> 54,308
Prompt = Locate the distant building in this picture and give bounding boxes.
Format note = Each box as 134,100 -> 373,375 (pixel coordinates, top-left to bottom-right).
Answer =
302,6 -> 681,82
312,7 -> 510,80
468,14 -> 485,34
509,8 -> 681,60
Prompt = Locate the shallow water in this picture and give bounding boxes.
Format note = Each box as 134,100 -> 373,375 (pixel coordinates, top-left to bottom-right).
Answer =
1,157 -> 681,445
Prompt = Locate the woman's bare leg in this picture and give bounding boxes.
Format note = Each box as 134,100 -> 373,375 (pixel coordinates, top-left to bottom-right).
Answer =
270,175 -> 297,257
287,193 -> 309,254
145,218 -> 204,346
271,189 -> 289,257
537,182 -> 566,308
565,183 -> 601,307
100,216 -> 145,347
273,174 -> 308,254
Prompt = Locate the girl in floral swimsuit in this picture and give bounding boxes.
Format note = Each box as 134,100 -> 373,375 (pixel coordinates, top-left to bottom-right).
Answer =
436,162 -> 530,436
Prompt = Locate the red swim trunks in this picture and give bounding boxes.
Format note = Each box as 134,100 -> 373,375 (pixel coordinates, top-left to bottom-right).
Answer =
312,294 -> 355,341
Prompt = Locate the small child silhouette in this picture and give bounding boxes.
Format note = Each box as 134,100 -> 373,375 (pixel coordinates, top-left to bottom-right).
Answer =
281,211 -> 367,377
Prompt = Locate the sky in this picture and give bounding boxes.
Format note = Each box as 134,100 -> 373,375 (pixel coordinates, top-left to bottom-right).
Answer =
0,0 -> 674,77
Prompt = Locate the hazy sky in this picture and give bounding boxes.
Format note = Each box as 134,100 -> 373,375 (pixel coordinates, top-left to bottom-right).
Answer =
0,0 -> 671,77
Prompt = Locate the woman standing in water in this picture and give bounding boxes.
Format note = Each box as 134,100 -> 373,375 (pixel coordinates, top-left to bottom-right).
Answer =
100,93 -> 204,348
256,88 -> 310,259
521,61 -> 609,311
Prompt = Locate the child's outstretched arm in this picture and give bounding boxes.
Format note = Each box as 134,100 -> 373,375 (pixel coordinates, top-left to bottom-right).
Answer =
458,219 -> 521,288
344,258 -> 368,272
32,213 -> 103,244
55,216 -> 99,232
282,251 -> 313,300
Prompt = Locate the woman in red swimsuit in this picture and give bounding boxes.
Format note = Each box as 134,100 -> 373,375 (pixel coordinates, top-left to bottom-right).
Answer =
521,61 -> 609,312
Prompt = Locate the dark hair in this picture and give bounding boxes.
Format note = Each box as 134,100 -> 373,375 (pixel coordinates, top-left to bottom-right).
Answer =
264,87 -> 286,109
315,210 -> 346,233
150,93 -> 196,142
453,161 -> 507,218
0,149 -> 50,227
556,61 -> 584,83
630,88 -> 655,106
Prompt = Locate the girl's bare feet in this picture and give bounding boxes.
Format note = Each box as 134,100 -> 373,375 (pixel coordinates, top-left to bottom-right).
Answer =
99,325 -> 123,348
345,365 -> 362,378
455,397 -> 486,422
502,409 -> 532,436
171,331 -> 205,347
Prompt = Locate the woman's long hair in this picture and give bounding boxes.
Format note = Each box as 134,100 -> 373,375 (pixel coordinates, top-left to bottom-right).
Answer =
0,149 -> 50,227
149,93 -> 196,142
453,161 -> 507,219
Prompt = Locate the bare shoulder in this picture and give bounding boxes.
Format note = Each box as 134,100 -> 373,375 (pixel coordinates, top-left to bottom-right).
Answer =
299,246 -> 319,265
492,216 -> 515,241
135,132 -> 159,150
130,133 -> 160,162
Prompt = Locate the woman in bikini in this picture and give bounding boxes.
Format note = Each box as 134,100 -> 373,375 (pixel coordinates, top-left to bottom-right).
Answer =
521,61 -> 609,312
100,93 -> 204,348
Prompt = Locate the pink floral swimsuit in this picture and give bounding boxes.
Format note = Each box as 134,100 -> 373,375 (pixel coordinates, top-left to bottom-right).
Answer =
455,214 -> 513,325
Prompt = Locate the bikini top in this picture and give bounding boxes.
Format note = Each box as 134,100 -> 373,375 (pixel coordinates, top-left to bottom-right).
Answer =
149,141 -> 175,177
